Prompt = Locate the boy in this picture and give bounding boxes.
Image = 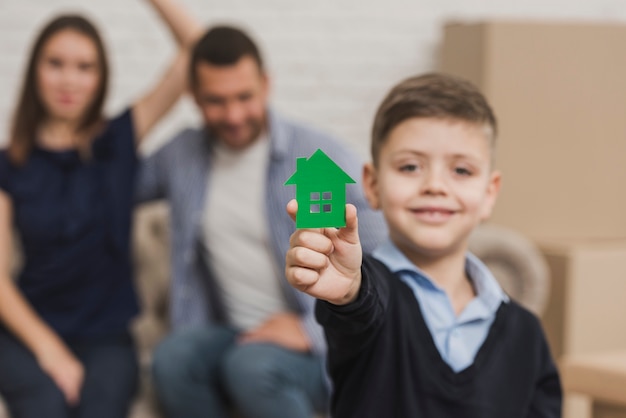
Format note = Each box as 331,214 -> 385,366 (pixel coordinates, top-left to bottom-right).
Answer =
285,73 -> 562,417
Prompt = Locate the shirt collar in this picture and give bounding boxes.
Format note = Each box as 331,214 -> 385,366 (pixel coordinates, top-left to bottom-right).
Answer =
266,107 -> 290,160
372,239 -> 509,312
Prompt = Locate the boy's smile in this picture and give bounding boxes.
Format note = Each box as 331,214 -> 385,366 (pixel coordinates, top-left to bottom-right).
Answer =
411,206 -> 457,224
364,117 -> 501,264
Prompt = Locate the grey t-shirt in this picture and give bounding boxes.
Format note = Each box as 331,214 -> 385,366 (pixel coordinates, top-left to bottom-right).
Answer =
202,135 -> 288,331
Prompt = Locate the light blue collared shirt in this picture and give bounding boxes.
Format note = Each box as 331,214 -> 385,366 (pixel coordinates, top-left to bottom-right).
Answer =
372,239 -> 509,372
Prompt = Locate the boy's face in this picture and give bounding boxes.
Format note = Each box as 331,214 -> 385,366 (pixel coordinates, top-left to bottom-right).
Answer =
363,117 -> 501,262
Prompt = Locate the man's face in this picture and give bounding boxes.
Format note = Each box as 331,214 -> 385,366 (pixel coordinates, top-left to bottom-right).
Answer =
193,56 -> 269,149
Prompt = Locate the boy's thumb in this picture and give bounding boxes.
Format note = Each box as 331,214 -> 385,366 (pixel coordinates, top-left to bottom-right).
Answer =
286,199 -> 298,222
339,204 -> 360,244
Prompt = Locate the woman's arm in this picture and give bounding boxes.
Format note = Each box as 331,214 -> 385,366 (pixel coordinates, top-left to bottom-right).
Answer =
0,191 -> 84,406
148,0 -> 201,46
132,0 -> 203,142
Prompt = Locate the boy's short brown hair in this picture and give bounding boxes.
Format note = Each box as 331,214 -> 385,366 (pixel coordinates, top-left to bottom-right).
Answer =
371,73 -> 497,165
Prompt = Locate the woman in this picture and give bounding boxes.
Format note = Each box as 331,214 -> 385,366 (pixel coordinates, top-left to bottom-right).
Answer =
0,1 -> 200,417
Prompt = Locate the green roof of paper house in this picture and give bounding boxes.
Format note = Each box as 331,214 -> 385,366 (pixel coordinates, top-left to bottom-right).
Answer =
284,149 -> 356,228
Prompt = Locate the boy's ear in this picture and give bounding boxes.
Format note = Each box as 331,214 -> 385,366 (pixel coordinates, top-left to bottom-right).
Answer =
363,162 -> 381,210
480,170 -> 502,221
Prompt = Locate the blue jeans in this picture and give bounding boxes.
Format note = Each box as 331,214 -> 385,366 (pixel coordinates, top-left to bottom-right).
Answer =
152,325 -> 328,418
0,328 -> 138,418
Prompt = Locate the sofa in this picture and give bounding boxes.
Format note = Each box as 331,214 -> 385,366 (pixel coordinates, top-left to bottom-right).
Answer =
0,201 -> 552,418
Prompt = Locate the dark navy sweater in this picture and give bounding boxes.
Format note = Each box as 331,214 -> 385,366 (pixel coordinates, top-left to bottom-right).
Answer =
316,256 -> 562,418
0,110 -> 139,339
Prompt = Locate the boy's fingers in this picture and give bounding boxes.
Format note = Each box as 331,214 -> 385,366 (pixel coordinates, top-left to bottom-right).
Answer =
289,245 -> 330,271
290,229 -> 334,255
286,199 -> 298,222
286,265 -> 319,290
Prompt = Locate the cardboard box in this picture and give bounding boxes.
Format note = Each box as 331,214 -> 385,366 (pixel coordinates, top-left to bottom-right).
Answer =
439,21 -> 626,241
538,239 -> 626,418
538,238 -> 626,359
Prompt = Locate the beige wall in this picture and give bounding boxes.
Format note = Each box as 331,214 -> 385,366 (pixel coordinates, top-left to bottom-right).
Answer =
440,21 -> 626,241
2,1 -> 626,158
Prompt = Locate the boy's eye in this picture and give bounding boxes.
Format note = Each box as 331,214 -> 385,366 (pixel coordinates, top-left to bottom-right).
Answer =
399,164 -> 418,173
454,167 -> 472,176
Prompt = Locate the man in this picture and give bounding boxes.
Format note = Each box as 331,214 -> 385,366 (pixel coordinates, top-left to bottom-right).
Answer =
136,26 -> 386,418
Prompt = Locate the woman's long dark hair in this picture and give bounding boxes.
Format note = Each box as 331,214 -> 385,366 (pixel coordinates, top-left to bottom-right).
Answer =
8,15 -> 109,165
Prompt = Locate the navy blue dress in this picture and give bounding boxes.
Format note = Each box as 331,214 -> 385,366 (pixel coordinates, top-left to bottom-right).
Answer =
0,109 -> 139,339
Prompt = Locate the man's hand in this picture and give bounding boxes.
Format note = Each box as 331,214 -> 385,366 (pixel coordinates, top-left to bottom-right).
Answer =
37,342 -> 84,406
285,199 -> 363,306
238,312 -> 311,352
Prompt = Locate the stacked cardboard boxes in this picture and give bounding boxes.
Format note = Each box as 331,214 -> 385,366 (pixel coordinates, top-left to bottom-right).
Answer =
440,21 -> 626,418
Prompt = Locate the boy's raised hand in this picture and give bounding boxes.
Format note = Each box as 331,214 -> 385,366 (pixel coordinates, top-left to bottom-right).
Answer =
285,199 -> 363,306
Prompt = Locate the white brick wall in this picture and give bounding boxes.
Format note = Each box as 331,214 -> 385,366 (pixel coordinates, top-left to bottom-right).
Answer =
1,0 -> 626,157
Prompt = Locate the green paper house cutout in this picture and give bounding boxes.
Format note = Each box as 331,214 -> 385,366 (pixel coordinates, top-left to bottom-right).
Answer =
284,148 -> 356,228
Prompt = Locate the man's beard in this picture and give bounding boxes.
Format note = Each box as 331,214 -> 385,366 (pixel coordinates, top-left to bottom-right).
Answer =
208,117 -> 265,149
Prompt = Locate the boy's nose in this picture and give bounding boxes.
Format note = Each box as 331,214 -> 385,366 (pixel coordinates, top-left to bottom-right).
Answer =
421,169 -> 448,195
